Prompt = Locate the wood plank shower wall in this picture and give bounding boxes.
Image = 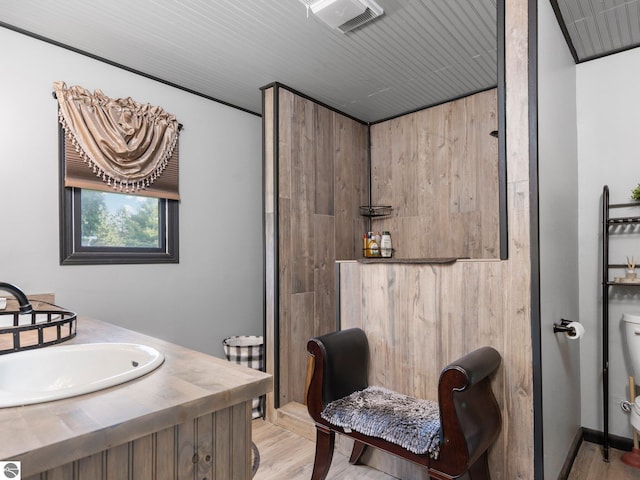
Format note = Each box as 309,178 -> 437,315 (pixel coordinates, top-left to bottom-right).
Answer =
370,89 -> 500,259
265,86 -> 501,412
264,85 -> 369,408
264,2 -> 534,475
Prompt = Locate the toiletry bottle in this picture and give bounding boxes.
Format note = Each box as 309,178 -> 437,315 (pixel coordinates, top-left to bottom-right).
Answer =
368,235 -> 380,257
366,232 -> 374,257
381,231 -> 392,258
363,234 -> 369,257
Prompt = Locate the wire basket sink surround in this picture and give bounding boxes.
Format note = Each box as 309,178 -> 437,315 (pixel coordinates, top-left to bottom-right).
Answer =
0,282 -> 77,355
0,302 -> 77,355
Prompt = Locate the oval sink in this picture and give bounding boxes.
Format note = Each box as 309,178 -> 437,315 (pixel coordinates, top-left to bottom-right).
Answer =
0,343 -> 164,407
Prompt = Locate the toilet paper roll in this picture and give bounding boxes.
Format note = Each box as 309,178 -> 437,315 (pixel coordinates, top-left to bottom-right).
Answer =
567,322 -> 585,340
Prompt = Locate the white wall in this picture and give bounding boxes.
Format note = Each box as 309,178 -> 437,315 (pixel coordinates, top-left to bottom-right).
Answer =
538,1 -> 581,477
577,47 -> 640,437
0,28 -> 264,358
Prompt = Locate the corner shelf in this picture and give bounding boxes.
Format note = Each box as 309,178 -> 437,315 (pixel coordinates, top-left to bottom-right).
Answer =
359,205 -> 392,218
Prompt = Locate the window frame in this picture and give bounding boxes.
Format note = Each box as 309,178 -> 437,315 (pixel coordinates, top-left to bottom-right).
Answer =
58,127 -> 179,265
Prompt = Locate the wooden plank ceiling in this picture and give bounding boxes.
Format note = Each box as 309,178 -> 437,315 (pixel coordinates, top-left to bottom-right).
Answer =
0,0 -> 497,123
552,0 -> 640,62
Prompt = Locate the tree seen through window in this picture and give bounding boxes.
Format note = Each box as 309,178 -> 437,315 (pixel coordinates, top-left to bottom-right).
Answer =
80,190 -> 160,248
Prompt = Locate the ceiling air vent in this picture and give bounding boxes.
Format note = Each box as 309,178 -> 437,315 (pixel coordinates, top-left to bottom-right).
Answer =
300,0 -> 384,33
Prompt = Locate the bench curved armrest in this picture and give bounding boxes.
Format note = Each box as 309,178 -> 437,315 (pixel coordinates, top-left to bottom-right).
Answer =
443,346 -> 502,389
434,346 -> 502,476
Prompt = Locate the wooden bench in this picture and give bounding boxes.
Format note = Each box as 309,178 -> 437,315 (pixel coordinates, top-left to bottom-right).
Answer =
305,328 -> 502,480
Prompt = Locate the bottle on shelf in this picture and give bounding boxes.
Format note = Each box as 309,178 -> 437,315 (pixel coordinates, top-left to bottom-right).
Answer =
374,231 -> 381,246
367,232 -> 380,257
381,231 -> 392,258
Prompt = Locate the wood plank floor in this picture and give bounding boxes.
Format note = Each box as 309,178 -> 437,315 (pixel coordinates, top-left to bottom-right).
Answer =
567,441 -> 640,480
252,420 -> 396,479
253,420 -> 640,480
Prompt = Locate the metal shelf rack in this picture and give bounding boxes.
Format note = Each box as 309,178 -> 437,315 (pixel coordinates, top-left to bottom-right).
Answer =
601,184 -> 640,461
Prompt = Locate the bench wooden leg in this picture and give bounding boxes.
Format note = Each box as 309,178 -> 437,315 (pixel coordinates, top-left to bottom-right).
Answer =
349,440 -> 367,465
468,451 -> 491,480
311,426 -> 335,480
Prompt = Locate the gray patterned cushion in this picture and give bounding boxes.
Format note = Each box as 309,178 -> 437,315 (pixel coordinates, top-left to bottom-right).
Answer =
321,386 -> 441,458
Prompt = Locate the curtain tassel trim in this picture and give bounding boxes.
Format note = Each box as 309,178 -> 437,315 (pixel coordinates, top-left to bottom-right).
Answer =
54,81 -> 180,195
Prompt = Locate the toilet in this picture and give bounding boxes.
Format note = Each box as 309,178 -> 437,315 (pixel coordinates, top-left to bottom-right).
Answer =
623,313 -> 640,431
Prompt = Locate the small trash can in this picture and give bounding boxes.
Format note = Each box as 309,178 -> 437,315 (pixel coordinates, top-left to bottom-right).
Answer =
223,335 -> 264,419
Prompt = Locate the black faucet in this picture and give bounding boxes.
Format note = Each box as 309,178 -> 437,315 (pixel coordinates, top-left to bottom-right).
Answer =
0,282 -> 34,314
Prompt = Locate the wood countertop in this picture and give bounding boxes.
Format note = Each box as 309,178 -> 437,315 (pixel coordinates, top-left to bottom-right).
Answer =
0,317 -> 272,474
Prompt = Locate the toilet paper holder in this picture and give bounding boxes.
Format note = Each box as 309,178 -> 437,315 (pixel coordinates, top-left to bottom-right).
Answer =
553,319 -> 579,336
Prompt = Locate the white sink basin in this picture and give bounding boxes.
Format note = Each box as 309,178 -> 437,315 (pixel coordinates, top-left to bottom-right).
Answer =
0,343 -> 164,407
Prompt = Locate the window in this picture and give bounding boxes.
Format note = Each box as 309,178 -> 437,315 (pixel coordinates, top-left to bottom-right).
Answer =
59,185 -> 178,265
54,82 -> 180,265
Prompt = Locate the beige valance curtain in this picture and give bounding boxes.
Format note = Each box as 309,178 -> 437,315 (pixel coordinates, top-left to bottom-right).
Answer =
54,81 -> 180,200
